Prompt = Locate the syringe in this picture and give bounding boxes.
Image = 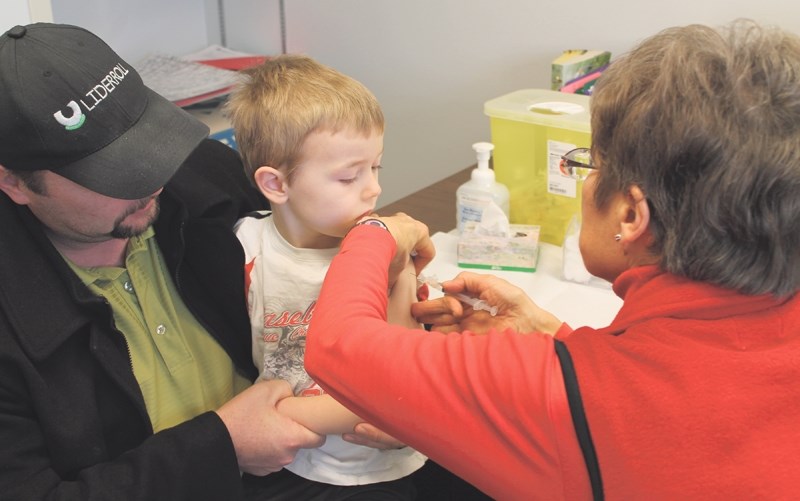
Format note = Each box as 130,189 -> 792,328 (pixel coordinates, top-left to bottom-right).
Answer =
416,273 -> 498,316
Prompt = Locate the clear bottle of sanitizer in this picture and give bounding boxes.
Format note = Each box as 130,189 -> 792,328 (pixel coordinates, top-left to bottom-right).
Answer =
455,142 -> 510,233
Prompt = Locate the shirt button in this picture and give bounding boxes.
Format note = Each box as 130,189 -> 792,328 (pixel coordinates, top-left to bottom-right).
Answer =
156,324 -> 167,335
123,281 -> 135,293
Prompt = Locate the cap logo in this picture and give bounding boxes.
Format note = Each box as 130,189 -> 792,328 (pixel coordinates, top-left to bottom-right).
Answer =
51,63 -> 130,131
53,101 -> 85,130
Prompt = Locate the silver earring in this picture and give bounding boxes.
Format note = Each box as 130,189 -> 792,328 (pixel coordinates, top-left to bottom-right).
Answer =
614,234 -> 622,242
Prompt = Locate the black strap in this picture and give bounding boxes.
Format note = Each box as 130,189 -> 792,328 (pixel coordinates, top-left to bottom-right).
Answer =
554,339 -> 604,500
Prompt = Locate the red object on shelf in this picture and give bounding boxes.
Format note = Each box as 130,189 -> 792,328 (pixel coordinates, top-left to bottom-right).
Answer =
174,56 -> 269,107
198,55 -> 269,71
174,87 -> 236,108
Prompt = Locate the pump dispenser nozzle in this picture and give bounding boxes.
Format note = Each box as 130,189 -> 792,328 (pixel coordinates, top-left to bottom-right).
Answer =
473,142 -> 494,166
471,142 -> 496,185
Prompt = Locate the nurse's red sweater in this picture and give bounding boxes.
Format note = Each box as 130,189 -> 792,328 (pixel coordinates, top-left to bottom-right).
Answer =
306,226 -> 800,500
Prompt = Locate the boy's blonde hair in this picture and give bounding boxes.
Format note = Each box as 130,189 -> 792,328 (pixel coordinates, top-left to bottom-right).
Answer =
225,54 -> 384,183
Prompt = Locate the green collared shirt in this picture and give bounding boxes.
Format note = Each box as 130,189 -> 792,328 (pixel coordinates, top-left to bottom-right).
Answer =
67,227 -> 250,432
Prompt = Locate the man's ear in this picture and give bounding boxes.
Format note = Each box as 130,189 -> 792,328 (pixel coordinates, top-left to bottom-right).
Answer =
618,185 -> 650,244
0,165 -> 32,205
253,166 -> 289,205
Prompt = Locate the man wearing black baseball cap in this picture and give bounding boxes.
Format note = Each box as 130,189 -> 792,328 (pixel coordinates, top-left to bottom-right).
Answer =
0,23 -> 328,500
0,23 -> 208,199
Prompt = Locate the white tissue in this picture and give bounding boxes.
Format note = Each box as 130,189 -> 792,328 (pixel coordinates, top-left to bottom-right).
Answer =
474,201 -> 510,237
562,231 -> 593,283
562,216 -> 612,288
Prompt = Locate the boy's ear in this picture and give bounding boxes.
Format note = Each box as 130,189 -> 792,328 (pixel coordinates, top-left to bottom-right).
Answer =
253,166 -> 289,205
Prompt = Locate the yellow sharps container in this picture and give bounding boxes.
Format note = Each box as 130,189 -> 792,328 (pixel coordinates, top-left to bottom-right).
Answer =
485,89 -> 591,245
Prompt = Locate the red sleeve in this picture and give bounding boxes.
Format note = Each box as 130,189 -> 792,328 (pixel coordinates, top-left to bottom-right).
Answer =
305,226 -> 591,500
556,322 -> 575,339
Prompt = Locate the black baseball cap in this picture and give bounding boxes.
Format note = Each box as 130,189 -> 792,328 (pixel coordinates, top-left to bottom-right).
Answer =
0,23 -> 209,200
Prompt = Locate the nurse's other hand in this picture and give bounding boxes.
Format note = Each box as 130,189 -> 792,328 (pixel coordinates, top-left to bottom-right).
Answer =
411,271 -> 562,336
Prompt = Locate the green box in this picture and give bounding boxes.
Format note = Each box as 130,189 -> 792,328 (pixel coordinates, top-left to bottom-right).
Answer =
551,50 -> 611,91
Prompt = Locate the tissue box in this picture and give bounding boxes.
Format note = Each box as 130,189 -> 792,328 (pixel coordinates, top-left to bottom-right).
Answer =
484,89 -> 591,245
457,223 -> 540,272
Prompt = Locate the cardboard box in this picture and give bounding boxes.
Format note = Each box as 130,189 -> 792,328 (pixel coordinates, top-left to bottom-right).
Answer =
457,223 -> 540,272
551,50 -> 611,91
484,89 -> 591,245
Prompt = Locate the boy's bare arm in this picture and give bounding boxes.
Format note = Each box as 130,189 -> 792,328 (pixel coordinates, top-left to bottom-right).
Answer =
276,394 -> 363,435
279,261 -> 421,436
387,259 -> 422,329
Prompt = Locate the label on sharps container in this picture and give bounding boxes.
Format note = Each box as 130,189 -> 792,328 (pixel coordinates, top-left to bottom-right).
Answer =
547,140 -> 578,198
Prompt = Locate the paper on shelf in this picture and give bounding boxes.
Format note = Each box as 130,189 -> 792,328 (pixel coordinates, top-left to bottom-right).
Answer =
135,53 -> 242,103
182,44 -> 257,61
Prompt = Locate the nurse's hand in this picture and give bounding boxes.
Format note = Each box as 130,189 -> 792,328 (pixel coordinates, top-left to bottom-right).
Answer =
411,271 -> 563,336
378,212 -> 435,276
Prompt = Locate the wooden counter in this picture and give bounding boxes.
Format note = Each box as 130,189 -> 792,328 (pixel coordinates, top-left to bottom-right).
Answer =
376,166 -> 472,234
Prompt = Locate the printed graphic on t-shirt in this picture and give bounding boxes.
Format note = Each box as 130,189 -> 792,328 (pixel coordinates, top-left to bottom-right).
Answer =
257,296 -> 320,395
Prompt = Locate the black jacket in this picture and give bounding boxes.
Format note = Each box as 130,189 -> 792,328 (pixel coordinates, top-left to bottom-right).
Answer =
0,139 -> 267,500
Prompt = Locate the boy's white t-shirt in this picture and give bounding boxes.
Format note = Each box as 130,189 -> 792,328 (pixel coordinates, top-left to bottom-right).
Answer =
235,212 -> 426,485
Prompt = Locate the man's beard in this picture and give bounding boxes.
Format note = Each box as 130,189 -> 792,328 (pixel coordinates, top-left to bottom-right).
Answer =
110,197 -> 160,239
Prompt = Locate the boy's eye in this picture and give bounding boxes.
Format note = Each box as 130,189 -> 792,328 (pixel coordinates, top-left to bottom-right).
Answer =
340,165 -> 381,184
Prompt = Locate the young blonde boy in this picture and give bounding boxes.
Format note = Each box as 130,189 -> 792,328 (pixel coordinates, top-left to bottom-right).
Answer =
226,54 -> 424,499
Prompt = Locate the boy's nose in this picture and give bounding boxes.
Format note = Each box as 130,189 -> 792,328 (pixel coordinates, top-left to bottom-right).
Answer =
365,175 -> 382,198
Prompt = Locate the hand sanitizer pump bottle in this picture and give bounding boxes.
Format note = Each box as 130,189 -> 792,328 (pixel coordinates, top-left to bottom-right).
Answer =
456,142 -> 510,233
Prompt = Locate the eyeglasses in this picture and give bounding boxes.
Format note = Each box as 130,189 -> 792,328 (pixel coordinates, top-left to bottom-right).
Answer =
559,147 -> 596,180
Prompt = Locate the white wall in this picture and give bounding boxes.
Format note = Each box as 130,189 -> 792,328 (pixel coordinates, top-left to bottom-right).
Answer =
3,0 -> 29,25
3,0 -> 49,25
46,0 -> 213,61
205,0 -> 800,206
11,0 -> 800,207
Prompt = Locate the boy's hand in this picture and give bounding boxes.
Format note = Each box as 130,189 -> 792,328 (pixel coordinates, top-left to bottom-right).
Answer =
343,423 -> 406,450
